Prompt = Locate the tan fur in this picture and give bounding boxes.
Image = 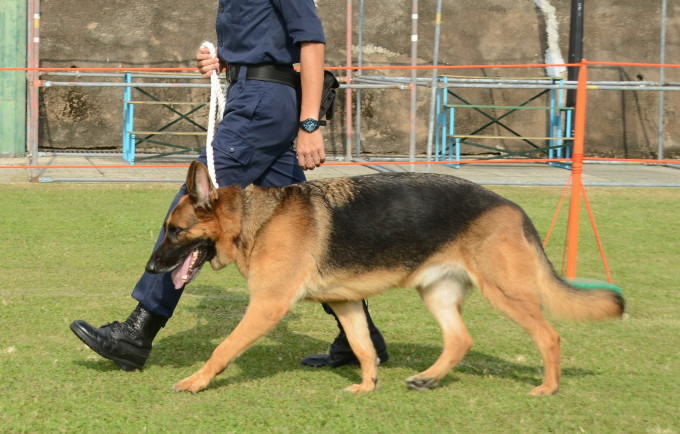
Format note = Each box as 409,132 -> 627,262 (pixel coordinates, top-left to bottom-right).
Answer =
151,162 -> 623,396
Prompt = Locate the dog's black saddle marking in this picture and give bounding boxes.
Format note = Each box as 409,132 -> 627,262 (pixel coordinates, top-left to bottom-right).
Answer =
321,173 -> 511,271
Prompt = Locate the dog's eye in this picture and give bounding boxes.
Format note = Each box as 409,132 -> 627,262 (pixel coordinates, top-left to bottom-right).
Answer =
168,225 -> 184,237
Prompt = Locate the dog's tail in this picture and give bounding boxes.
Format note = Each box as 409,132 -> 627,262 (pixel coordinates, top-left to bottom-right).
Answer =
525,219 -> 625,322
490,206 -> 626,323
537,266 -> 625,322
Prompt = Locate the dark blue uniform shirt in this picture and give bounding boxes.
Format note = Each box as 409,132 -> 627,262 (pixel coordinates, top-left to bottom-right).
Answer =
216,0 -> 325,65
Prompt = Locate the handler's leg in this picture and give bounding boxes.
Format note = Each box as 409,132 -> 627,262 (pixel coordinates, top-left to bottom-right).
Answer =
69,141 -> 277,370
301,301 -> 389,368
70,139 -> 304,371
69,187 -> 187,371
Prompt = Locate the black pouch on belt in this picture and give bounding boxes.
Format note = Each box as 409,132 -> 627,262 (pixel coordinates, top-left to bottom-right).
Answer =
319,70 -> 340,122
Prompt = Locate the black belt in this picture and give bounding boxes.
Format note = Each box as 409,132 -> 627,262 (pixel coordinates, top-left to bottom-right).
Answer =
227,64 -> 300,88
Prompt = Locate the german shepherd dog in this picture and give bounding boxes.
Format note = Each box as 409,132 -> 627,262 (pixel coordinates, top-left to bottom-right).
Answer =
146,161 -> 624,395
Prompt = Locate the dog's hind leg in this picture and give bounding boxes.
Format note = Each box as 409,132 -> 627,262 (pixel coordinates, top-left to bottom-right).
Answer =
326,300 -> 380,393
406,277 -> 471,391
479,279 -> 561,395
172,291 -> 293,394
474,207 -> 562,395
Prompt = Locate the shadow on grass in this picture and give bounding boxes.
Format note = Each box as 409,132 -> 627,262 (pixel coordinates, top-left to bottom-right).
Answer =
73,359 -> 126,372
141,288 -> 594,391
149,288 -> 326,370
323,347 -> 594,391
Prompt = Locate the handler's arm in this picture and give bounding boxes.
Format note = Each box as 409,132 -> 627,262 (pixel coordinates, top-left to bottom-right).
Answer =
296,41 -> 326,170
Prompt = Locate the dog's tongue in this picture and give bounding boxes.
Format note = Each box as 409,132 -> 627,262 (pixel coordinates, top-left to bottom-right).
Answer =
171,250 -> 196,290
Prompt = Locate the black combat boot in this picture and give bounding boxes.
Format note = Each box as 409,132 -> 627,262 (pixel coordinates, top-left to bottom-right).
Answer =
70,303 -> 167,371
301,301 -> 389,368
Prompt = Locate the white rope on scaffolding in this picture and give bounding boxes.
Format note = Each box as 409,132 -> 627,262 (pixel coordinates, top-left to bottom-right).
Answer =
199,41 -> 225,189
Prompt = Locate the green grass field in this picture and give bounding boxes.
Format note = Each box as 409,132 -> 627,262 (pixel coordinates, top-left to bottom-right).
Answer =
1,183 -> 678,432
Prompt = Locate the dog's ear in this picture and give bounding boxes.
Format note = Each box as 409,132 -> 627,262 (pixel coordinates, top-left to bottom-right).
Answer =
187,161 -> 218,212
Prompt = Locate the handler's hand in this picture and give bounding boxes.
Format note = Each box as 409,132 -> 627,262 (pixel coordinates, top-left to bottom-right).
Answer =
195,47 -> 224,79
296,129 -> 326,171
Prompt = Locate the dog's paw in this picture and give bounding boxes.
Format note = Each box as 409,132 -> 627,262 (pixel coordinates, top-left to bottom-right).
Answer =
173,374 -> 210,394
405,375 -> 439,391
530,383 -> 559,396
343,382 -> 377,394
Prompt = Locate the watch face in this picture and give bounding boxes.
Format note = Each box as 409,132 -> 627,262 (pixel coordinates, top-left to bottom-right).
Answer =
301,118 -> 318,132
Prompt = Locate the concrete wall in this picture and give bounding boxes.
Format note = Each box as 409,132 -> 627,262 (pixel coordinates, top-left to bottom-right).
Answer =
37,0 -> 680,158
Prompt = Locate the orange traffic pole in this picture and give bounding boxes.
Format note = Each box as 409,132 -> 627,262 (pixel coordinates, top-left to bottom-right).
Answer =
566,60 -> 588,279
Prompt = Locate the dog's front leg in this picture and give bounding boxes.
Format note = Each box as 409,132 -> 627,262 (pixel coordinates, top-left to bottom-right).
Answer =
173,297 -> 290,393
327,301 -> 379,393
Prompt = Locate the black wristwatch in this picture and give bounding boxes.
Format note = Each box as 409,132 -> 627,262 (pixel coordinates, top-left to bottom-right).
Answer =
299,118 -> 325,133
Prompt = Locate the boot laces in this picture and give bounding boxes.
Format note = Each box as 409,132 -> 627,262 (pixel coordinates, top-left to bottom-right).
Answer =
100,305 -> 147,336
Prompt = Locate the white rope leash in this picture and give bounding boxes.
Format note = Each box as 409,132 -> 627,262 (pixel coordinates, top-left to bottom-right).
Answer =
200,41 -> 225,189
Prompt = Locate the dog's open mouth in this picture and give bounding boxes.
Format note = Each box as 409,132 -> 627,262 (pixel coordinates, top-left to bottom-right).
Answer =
170,245 -> 215,289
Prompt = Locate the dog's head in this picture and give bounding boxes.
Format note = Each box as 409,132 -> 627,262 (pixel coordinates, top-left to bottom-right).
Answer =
145,161 -> 242,289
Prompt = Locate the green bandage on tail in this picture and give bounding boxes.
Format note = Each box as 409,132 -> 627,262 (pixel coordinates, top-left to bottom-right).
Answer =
563,277 -> 623,296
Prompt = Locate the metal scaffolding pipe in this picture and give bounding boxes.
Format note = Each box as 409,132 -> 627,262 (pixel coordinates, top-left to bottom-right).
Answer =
42,81 -> 213,88
658,0 -> 668,159
355,75 -> 680,91
42,70 -> 678,92
40,79 -> 663,93
38,177 -> 185,183
26,0 -> 40,181
44,72 -> 201,79
426,0 -> 443,170
438,83 -> 680,92
409,0 -> 419,171
41,80 -> 409,90
345,0 -> 353,161
355,0 -> 364,159
42,72 -> 680,89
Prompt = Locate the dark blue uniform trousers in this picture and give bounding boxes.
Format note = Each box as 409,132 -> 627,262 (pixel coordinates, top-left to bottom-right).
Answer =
132,68 -> 305,318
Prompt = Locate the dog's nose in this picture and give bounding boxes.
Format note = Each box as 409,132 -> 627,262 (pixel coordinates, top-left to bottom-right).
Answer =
145,258 -> 159,274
